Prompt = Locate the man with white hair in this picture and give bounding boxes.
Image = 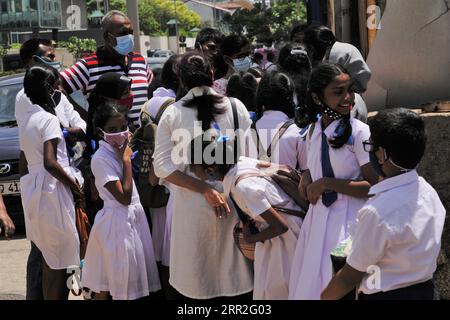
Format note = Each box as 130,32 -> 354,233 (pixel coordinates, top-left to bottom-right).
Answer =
61,10 -> 152,127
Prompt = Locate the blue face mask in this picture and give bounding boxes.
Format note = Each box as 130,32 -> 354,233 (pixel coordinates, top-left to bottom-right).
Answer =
33,55 -> 62,71
233,56 -> 251,72
114,34 -> 134,56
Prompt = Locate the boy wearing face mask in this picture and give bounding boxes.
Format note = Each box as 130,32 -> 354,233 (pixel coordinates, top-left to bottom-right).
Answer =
213,34 -> 252,95
60,10 -> 152,128
321,108 -> 445,300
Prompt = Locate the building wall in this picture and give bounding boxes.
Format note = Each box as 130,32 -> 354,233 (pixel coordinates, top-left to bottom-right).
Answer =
364,0 -> 450,110
186,1 -> 214,24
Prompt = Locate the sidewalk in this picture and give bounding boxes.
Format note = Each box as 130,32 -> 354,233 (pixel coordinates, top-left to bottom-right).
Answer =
0,235 -> 82,300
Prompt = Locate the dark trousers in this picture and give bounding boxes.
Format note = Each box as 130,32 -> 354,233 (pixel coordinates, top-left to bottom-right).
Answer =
41,258 -> 70,300
26,242 -> 43,300
359,280 -> 435,300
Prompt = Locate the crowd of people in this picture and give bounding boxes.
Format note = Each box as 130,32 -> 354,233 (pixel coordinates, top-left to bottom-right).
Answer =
0,10 -> 445,301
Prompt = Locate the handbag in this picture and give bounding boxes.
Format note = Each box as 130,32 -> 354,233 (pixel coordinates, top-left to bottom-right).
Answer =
233,221 -> 256,261
74,198 -> 91,260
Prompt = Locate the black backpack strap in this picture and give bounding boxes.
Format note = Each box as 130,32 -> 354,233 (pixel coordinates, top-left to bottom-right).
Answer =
230,97 -> 239,131
266,119 -> 295,157
229,97 -> 239,160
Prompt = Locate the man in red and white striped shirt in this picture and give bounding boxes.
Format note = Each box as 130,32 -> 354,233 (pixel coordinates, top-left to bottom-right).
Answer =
61,10 -> 153,127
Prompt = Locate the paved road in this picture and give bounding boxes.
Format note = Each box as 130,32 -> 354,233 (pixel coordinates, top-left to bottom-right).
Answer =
0,235 -> 28,300
0,233 -> 82,300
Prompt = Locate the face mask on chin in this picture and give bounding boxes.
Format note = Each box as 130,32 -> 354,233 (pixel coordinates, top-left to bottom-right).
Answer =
101,129 -> 129,149
321,102 -> 348,120
33,55 -> 62,71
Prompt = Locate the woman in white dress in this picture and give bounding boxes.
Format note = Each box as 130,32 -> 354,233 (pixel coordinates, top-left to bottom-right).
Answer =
188,136 -> 304,299
81,103 -> 161,300
288,63 -> 379,300
19,65 -> 83,300
153,52 -> 254,299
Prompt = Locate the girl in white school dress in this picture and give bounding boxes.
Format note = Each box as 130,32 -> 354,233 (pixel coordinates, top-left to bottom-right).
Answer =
19,65 -> 82,300
253,72 -> 307,170
82,102 -> 161,300
188,136 -> 303,300
288,63 -> 379,300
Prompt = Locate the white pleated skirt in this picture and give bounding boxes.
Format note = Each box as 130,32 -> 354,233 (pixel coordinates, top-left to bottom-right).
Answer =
82,197 -> 161,300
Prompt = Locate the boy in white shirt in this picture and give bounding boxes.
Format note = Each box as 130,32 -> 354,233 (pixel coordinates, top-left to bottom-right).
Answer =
321,108 -> 446,300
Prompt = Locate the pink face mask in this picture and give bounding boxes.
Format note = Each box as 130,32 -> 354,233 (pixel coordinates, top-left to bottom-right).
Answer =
101,129 -> 129,149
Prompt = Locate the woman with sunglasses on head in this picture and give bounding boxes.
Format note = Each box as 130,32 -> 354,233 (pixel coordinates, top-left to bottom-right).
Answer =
288,63 -> 379,300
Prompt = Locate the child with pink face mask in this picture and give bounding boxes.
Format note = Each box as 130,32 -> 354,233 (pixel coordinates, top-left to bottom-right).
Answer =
82,102 -> 161,300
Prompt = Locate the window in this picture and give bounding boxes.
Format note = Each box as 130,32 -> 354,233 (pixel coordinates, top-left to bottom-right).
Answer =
0,0 -> 7,13
30,0 -> 38,10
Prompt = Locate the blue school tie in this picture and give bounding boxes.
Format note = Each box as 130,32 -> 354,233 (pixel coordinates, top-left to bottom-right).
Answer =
321,132 -> 338,207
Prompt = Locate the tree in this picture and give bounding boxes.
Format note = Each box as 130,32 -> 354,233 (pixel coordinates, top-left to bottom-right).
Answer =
87,0 -> 201,36
223,0 -> 307,43
0,45 -> 7,73
59,37 -> 97,59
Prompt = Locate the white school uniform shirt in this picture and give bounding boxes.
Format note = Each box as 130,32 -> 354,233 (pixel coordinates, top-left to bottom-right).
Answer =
347,170 -> 445,295
153,86 -> 254,299
223,156 -> 303,300
289,117 -> 371,300
54,92 -> 87,133
255,110 -> 308,170
15,89 -> 86,132
327,41 -> 372,93
18,104 -> 80,270
82,140 -> 161,299
142,86 -> 176,262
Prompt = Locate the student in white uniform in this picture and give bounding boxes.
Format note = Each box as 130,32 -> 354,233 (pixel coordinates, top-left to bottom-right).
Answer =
321,108 -> 446,300
188,136 -> 304,299
19,65 -> 83,300
15,38 -> 85,301
140,55 -> 180,298
288,63 -> 379,300
254,72 -> 307,170
81,102 -> 161,300
153,52 -> 254,299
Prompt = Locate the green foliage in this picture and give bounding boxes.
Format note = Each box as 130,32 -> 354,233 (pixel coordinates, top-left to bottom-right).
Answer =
0,46 -> 7,58
58,37 -> 97,59
9,43 -> 22,50
223,0 -> 307,42
86,0 -> 201,36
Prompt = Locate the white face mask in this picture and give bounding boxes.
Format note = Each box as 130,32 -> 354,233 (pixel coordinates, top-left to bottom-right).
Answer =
233,56 -> 252,72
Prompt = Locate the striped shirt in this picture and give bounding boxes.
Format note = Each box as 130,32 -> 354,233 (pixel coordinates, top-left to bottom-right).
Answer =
60,47 -> 152,126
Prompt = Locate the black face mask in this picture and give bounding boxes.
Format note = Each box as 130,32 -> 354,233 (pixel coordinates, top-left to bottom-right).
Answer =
321,103 -> 346,120
369,150 -> 386,177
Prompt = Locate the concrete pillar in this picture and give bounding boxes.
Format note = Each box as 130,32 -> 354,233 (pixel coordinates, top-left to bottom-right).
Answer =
126,0 -> 141,52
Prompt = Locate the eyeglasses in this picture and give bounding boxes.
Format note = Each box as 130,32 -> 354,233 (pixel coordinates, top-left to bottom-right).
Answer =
362,139 -> 376,152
